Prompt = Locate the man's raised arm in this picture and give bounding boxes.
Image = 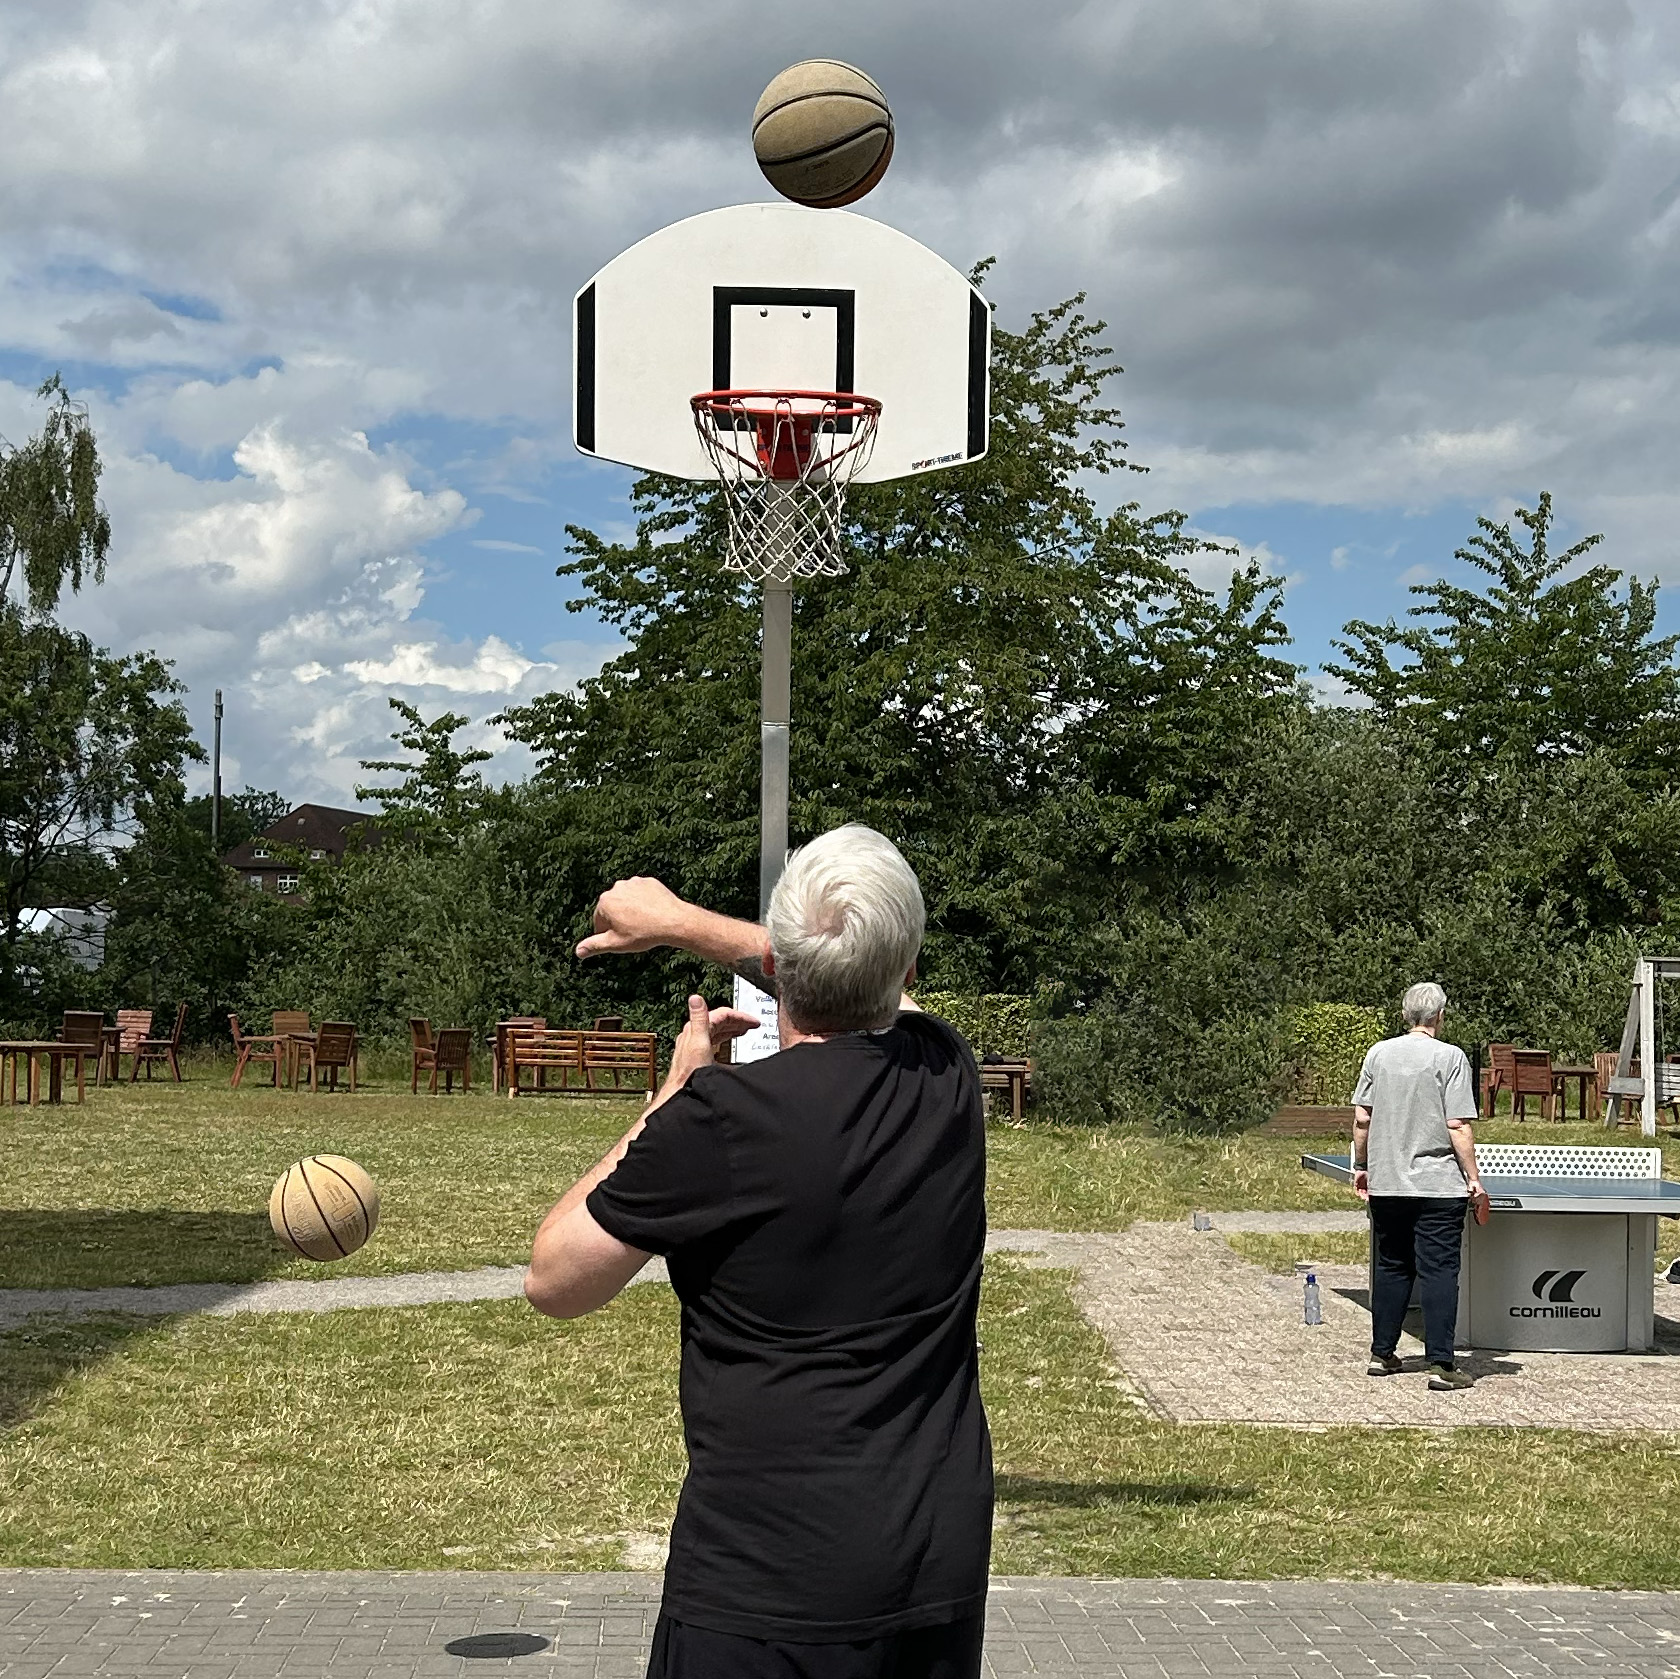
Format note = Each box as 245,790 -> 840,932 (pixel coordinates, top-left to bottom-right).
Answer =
576,876 -> 777,996
575,875 -> 920,1014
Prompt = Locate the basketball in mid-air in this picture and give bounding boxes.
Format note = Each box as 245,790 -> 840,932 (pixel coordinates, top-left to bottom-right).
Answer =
269,1154 -> 380,1261
752,60 -> 894,209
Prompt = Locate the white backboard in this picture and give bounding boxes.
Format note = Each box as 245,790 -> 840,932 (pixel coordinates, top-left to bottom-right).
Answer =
575,202 -> 989,484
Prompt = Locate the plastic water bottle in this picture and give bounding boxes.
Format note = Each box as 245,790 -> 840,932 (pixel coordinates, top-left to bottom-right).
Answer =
1303,1271 -> 1323,1326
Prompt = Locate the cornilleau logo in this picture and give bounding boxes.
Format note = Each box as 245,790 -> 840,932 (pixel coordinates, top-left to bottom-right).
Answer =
1532,1269 -> 1585,1303
1510,1269 -> 1600,1319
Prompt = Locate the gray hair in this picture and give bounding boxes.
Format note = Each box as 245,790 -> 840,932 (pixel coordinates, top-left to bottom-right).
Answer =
1402,982 -> 1447,1028
766,824 -> 925,1031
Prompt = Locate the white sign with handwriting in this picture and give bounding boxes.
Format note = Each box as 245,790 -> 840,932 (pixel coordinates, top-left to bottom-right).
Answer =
730,976 -> 781,1065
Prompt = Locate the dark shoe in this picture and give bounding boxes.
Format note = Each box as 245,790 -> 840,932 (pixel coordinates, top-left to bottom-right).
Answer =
1427,1363 -> 1474,1391
1367,1353 -> 1403,1377
1665,1257 -> 1680,1286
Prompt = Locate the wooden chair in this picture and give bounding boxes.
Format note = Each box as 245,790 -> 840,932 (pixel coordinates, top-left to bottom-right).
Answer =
582,1030 -> 658,1095
228,1015 -> 284,1089
130,1001 -> 188,1082
1509,1048 -> 1559,1122
426,1028 -> 473,1094
107,1009 -> 153,1082
506,1028 -> 583,1097
271,1010 -> 313,1088
1595,1051 -> 1623,1125
492,1017 -> 547,1095
409,1018 -> 436,1093
1481,1043 -> 1516,1116
300,1021 -> 357,1092
59,1012 -> 106,1087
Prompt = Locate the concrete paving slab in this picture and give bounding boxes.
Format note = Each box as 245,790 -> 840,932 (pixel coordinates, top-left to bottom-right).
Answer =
1004,1226 -> 1680,1431
6,1573 -> 1680,1678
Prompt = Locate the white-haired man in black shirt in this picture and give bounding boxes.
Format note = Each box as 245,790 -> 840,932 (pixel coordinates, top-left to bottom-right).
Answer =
525,824 -> 992,1679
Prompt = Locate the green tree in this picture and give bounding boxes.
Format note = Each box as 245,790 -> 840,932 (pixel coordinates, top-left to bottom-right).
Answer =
502,290 -> 1299,1000
182,786 -> 289,855
356,699 -> 492,838
1329,494 -> 1680,785
0,613 -> 200,1016
100,788 -> 295,1034
0,375 -> 112,615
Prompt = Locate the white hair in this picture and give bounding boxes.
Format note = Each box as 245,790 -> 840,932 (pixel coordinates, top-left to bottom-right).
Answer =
1402,982 -> 1447,1028
766,824 -> 925,1031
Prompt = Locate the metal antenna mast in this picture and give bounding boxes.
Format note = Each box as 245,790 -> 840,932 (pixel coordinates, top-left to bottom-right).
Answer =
211,689 -> 224,852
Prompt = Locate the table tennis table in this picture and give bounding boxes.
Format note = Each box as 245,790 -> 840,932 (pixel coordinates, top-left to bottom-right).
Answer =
1302,1145 -> 1680,1352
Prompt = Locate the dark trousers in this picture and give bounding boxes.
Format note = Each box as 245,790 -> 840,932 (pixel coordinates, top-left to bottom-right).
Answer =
646,1613 -> 985,1679
1369,1195 -> 1466,1368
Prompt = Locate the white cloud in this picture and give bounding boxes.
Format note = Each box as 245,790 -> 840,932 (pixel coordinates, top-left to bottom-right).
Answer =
3,0 -> 1680,787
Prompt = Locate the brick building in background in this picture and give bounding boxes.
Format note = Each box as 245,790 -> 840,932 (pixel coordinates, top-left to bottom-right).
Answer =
221,804 -> 380,898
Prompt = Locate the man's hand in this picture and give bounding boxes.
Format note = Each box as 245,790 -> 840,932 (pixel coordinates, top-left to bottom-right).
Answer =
663,994 -> 760,1091
1352,1166 -> 1370,1203
576,877 -> 695,959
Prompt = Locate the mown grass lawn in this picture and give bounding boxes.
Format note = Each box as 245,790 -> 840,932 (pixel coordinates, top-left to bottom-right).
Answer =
6,1259 -> 1680,1586
11,1074 -> 1672,1289
8,1076 -> 1680,1585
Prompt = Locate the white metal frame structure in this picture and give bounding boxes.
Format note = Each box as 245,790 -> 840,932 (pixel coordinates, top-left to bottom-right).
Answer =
1603,956 -> 1680,1136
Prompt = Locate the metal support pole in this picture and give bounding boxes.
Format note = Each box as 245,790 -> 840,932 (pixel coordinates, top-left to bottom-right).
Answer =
212,689 -> 224,853
1640,957 -> 1658,1137
759,583 -> 792,919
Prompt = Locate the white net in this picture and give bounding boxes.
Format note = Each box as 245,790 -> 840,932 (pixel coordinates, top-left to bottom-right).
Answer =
692,391 -> 881,583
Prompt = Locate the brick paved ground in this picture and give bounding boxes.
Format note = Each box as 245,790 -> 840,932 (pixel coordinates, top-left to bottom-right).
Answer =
7,1571 -> 1680,1678
990,1228 -> 1680,1430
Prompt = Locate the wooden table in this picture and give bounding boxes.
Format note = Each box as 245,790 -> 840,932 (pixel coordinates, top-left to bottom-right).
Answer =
278,1033 -> 317,1091
1554,1063 -> 1595,1123
100,1026 -> 123,1084
0,1041 -> 94,1105
979,1058 -> 1033,1122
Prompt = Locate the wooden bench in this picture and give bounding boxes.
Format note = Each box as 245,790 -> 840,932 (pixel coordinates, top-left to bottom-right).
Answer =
979,1057 -> 1033,1122
506,1029 -> 659,1098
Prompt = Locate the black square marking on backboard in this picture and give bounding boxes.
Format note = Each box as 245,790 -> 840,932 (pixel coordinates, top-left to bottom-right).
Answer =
712,287 -> 856,428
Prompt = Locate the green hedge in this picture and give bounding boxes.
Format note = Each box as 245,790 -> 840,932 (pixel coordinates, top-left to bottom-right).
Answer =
1288,1002 -> 1388,1105
917,992 -> 1033,1058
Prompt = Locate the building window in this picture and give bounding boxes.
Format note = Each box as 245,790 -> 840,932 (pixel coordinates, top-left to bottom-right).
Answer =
277,874 -> 301,894
253,847 -> 271,859
247,874 -> 265,889
310,848 -> 326,860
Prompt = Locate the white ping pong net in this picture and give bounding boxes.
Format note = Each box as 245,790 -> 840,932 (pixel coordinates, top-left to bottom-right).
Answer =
691,389 -> 882,582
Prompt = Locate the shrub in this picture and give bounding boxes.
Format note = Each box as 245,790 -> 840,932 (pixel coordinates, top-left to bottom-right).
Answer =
916,992 -> 1033,1057
1287,1003 -> 1388,1106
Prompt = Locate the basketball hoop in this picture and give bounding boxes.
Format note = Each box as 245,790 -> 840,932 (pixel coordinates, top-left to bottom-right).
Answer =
691,389 -> 882,582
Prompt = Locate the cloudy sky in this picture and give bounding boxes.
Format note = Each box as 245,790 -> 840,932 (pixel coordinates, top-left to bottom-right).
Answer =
2,0 -> 1676,803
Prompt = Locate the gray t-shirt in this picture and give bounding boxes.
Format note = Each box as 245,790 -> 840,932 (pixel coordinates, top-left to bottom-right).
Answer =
1351,1033 -> 1477,1198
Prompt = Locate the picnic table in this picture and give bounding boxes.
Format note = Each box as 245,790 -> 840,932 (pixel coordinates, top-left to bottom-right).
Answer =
0,1040 -> 95,1105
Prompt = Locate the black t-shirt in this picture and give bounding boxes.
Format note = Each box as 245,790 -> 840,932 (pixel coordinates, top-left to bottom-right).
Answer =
586,1010 -> 992,1643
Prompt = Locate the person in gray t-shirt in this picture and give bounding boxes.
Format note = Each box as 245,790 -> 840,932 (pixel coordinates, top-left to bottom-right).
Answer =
1349,983 -> 1486,1391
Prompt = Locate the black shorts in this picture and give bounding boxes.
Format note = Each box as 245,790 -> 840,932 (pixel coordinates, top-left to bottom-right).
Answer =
646,1612 -> 985,1679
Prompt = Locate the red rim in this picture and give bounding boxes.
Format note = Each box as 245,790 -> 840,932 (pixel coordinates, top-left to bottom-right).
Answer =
691,388 -> 883,419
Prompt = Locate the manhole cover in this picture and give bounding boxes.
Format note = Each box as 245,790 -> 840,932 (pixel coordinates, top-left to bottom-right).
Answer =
443,1632 -> 551,1658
